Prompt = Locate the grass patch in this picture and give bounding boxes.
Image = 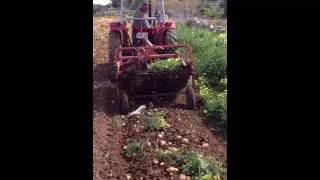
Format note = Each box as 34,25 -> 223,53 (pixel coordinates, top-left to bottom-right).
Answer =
123,141 -> 144,158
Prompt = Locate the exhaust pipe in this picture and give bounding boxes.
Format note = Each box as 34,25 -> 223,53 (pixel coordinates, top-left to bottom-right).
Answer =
148,0 -> 152,18
148,0 -> 152,24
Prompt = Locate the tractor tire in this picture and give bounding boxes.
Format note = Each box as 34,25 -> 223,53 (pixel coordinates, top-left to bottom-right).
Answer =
106,83 -> 121,114
109,66 -> 117,83
164,29 -> 178,54
120,89 -> 129,114
186,85 -> 196,109
166,94 -> 177,102
108,31 -> 121,80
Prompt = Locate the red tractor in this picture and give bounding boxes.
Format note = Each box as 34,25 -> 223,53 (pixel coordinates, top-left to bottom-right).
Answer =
107,0 -> 196,114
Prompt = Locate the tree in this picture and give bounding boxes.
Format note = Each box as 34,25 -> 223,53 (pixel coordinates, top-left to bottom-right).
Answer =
93,4 -> 103,14
105,3 -> 112,8
131,0 -> 145,10
221,0 -> 226,17
111,0 -> 143,9
224,0 -> 227,17
111,0 -> 121,8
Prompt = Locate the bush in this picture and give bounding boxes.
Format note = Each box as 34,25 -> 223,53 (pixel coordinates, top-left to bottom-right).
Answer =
198,77 -> 227,131
176,22 -> 227,132
176,23 -> 227,86
165,11 -> 174,17
219,77 -> 227,90
199,8 -> 218,19
196,2 -> 224,19
204,91 -> 227,130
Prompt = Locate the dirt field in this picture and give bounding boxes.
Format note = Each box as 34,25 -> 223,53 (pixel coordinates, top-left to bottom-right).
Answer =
93,17 -> 226,180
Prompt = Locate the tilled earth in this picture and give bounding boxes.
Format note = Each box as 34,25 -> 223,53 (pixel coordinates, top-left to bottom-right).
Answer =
93,17 -> 226,180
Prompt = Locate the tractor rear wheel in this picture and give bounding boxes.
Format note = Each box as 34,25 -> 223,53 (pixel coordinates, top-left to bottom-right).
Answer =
164,29 -> 178,54
108,31 -> 121,81
186,85 -> 196,109
106,83 -> 121,114
120,89 -> 129,114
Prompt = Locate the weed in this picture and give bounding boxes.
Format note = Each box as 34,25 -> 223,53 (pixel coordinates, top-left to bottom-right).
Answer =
198,77 -> 227,131
144,111 -> 167,131
123,141 -> 143,158
205,91 -> 227,130
182,152 -> 225,180
155,148 -> 184,166
109,115 -> 123,126
155,148 -> 225,179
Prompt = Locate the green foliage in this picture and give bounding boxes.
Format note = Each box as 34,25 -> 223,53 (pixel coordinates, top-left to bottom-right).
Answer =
93,4 -> 109,16
123,141 -> 143,158
219,77 -> 227,90
182,153 -> 225,180
176,23 -> 227,86
199,8 -> 219,19
196,1 -> 225,19
198,77 -> 227,130
165,11 -> 174,17
110,0 -> 120,8
155,147 -> 225,179
176,22 -> 227,131
197,3 -> 211,10
148,58 -> 183,72
155,148 -> 183,166
144,111 -> 167,131
205,91 -> 227,130
128,0 -> 146,9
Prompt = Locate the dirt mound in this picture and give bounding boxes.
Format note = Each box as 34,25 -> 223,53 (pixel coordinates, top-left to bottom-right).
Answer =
93,17 -> 129,179
120,107 -> 226,179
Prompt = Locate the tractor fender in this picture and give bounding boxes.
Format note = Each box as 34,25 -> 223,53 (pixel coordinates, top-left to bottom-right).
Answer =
110,22 -> 129,47
164,20 -> 176,29
155,21 -> 176,45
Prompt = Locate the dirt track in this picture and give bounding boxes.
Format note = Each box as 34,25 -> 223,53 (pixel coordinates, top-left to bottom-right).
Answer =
93,17 -> 226,180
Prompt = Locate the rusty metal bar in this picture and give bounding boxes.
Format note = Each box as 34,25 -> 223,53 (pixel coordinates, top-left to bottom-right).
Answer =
116,45 -> 192,50
118,54 -> 178,60
114,45 -> 193,62
113,45 -> 195,79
